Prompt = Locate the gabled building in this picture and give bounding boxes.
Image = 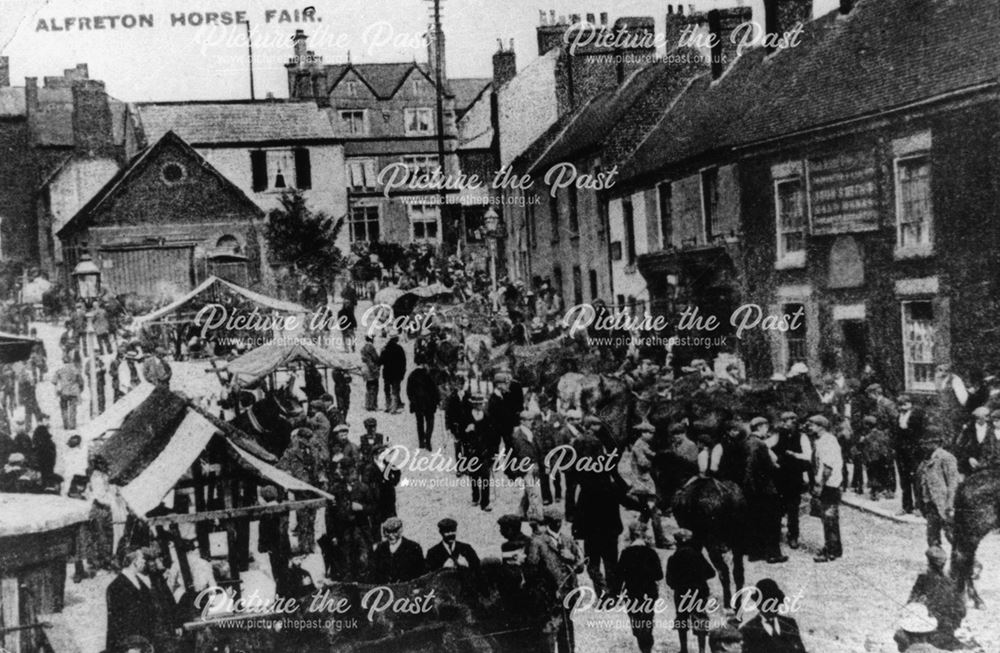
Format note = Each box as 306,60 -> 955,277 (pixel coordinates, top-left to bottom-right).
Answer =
615,0 -> 1000,393
285,29 -> 490,252
57,131 -> 267,301
0,59 -> 126,273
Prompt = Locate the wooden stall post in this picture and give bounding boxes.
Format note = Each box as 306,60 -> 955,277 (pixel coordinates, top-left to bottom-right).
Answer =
2,576 -> 21,653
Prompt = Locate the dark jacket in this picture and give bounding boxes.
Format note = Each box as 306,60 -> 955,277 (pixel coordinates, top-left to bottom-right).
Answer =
740,614 -> 807,653
406,366 -> 440,413
895,407 -> 927,456
379,341 -> 407,383
426,540 -> 480,570
367,537 -> 425,583
665,542 -> 715,601
615,543 -> 663,602
106,573 -> 157,651
486,391 -> 517,450
773,428 -> 810,494
444,390 -> 471,436
31,428 -> 57,478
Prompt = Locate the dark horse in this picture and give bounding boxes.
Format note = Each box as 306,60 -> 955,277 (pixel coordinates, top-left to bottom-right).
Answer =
227,390 -> 300,458
951,468 -> 1000,609
673,477 -> 747,609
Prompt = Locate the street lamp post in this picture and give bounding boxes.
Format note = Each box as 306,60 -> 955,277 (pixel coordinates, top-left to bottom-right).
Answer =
72,256 -> 101,418
483,207 -> 500,314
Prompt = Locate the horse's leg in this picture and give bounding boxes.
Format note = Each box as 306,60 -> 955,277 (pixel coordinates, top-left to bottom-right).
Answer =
952,536 -> 986,610
706,544 -> 733,609
731,543 -> 745,596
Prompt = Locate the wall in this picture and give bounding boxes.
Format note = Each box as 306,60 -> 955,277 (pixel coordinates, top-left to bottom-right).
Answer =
0,119 -> 35,262
498,50 -> 560,168
47,157 -> 120,263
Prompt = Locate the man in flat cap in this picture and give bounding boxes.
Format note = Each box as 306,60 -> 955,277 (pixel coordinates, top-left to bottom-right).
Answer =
748,416 -> 788,563
359,416 -> 386,461
806,415 -> 843,562
895,394 -> 927,515
916,428 -> 959,548
526,506 -> 583,653
367,517 -> 425,583
740,578 -> 806,653
378,333 -> 406,414
772,411 -> 812,549
509,410 -> 545,527
426,518 -> 480,570
406,355 -> 440,450
954,406 -> 997,474
361,335 -> 381,411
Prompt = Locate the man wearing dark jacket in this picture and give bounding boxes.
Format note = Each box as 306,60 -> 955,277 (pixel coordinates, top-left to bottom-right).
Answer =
772,412 -> 812,549
367,517 -> 425,583
106,547 -> 157,652
361,336 -> 381,411
444,379 -> 471,465
740,579 -> 807,653
615,521 -> 663,653
406,362 -> 440,450
379,334 -> 406,414
426,518 -> 480,570
896,394 -> 927,514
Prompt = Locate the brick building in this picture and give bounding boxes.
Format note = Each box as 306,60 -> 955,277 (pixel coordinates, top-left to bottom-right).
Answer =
0,59 -> 126,274
285,29 -> 490,253
57,131 -> 266,300
613,0 -> 1000,394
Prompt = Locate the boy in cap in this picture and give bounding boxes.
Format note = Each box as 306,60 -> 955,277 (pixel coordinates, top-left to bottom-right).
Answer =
614,520 -> 663,653
806,415 -> 843,562
905,546 -> 965,650
359,416 -> 386,460
666,528 -> 715,653
526,506 -> 583,653
740,578 -> 806,652
426,518 -> 480,570
916,428 -> 958,547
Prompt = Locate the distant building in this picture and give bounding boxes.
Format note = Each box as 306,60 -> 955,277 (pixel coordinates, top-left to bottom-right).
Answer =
0,59 -> 126,274
284,29 -> 490,253
57,131 -> 266,301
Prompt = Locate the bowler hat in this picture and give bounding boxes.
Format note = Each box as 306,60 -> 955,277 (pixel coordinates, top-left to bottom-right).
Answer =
363,417 -> 377,426
497,514 -> 522,530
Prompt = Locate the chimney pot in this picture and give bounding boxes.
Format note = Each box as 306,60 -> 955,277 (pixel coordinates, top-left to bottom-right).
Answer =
539,10 -> 546,25
585,13 -> 595,24
600,12 -> 608,25
509,38 -> 515,50
76,63 -> 88,78
570,13 -> 580,24
497,37 -> 503,51
550,10 -> 556,24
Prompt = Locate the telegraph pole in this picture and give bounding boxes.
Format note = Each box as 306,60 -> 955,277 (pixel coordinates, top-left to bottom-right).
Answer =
247,21 -> 256,100
427,0 -> 452,252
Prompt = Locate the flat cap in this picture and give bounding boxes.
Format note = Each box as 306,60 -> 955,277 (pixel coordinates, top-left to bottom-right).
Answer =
972,406 -> 990,418
673,528 -> 693,543
542,505 -> 564,522
779,411 -> 798,421
497,514 -> 523,529
862,415 -> 878,425
865,383 -> 882,394
437,518 -> 458,532
583,415 -> 603,427
634,421 -> 655,433
807,414 -> 830,429
494,371 -> 509,382
926,546 -> 947,565
564,409 -> 583,420
382,517 -> 403,533
749,416 -> 769,428
363,417 -> 377,426
7,453 -> 25,464
520,410 -> 538,420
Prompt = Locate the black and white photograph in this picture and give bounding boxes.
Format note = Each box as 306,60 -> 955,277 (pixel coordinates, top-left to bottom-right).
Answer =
0,0 -> 998,651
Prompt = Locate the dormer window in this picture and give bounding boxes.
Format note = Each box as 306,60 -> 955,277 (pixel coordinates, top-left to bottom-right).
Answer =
404,108 -> 434,135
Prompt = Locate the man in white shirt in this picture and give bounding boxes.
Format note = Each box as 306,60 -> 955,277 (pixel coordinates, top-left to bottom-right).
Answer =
807,415 -> 843,563
425,518 -> 480,570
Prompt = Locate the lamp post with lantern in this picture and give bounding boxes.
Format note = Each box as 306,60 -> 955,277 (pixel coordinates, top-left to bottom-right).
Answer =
72,256 -> 101,418
483,207 -> 501,314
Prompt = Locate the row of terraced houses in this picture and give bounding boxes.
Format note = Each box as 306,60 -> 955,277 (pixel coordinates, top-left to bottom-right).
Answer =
496,0 -> 1000,395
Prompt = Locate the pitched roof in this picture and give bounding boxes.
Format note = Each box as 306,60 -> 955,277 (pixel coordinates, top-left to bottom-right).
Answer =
57,130 -> 263,237
530,60 -> 697,174
324,62 -> 440,99
449,77 -> 491,113
133,100 -> 338,146
620,0 -> 1000,184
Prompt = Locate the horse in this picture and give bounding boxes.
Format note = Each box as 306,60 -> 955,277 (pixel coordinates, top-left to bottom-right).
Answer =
672,477 -> 747,609
951,468 -> 1000,609
227,390 -> 300,458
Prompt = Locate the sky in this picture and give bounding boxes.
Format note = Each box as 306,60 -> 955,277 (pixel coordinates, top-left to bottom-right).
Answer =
0,0 -> 838,102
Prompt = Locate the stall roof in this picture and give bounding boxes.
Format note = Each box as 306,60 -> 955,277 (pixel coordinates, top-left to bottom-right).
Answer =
226,342 -> 355,385
96,387 -> 332,516
132,275 -> 306,326
0,494 -> 91,538
78,382 -> 155,443
0,331 -> 42,364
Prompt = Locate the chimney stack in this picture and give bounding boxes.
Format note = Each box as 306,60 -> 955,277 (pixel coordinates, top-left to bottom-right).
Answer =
292,29 -> 308,67
72,79 -> 113,154
427,20 -> 447,85
537,10 -> 568,55
492,39 -> 517,88
709,10 -> 724,80
0,57 -> 8,87
763,0 -> 811,53
25,77 -> 37,112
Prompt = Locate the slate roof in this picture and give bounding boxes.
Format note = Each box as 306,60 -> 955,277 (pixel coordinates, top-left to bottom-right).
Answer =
449,77 -> 491,113
133,101 -> 338,146
620,0 -> 1000,184
530,60 -> 697,174
323,62 -> 441,99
